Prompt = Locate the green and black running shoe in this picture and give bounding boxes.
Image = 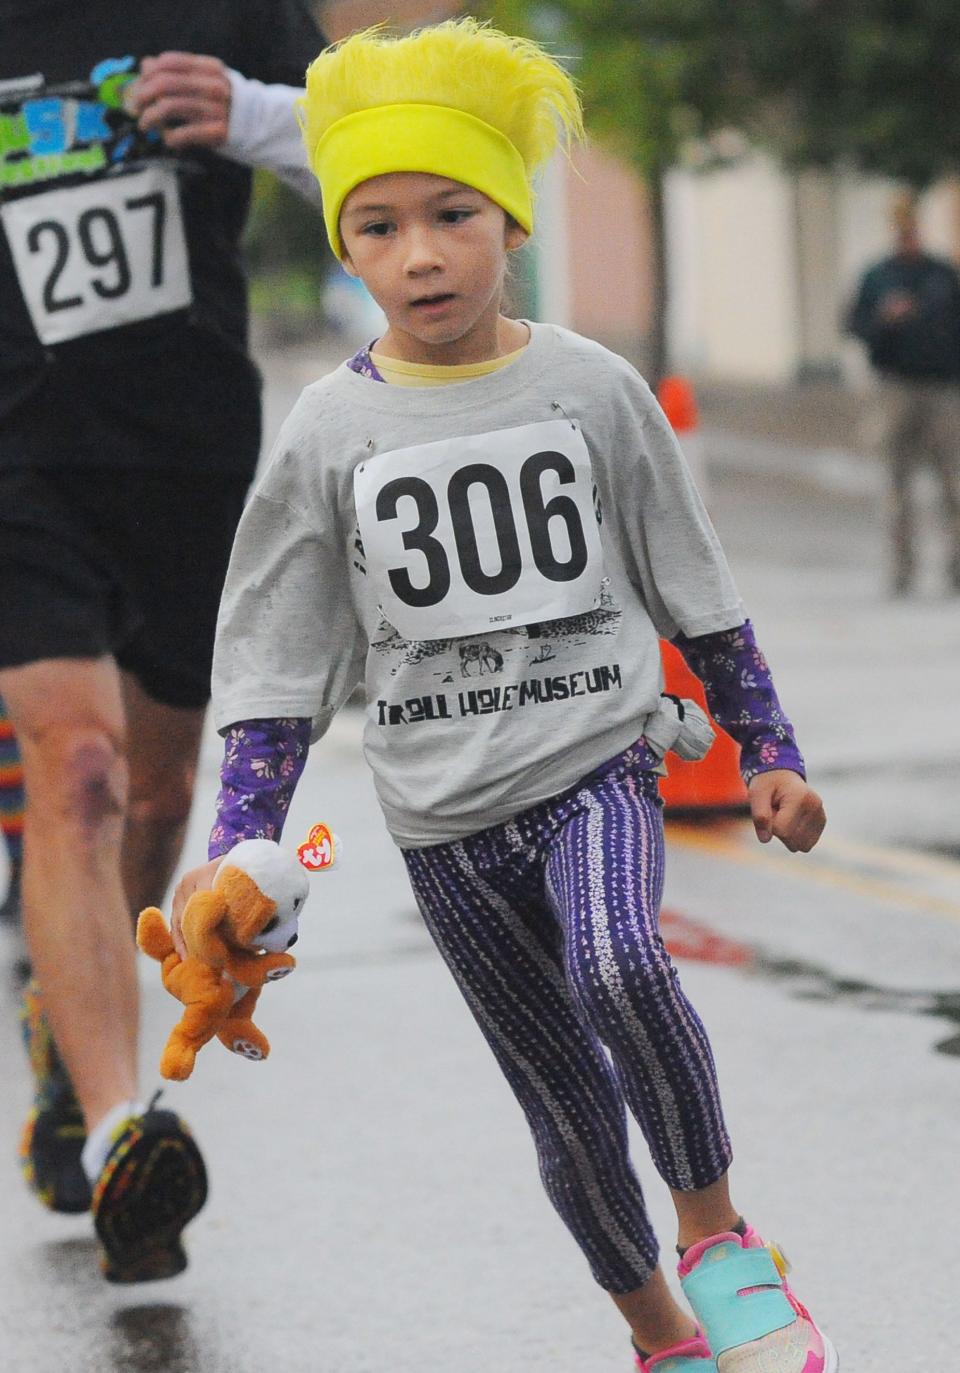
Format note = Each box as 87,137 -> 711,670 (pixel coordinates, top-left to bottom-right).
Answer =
19,979 -> 91,1213
92,1096 -> 208,1284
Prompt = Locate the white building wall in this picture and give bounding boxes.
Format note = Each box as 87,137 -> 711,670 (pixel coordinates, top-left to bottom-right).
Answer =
534,154 -> 573,329
664,167 -> 706,374
794,169 -> 842,378
666,154 -> 800,383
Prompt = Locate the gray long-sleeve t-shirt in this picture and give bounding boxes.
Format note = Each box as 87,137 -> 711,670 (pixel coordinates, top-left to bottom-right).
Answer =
211,322 -> 744,846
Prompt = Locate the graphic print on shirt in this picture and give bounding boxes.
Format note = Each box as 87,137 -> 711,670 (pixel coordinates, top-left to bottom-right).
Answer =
458,642 -> 503,676
0,59 -> 191,345
354,419 -> 606,641
366,576 -> 623,727
1,58 -> 149,191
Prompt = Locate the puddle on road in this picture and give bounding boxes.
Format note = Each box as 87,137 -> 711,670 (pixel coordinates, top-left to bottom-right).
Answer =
662,907 -> 960,1058
927,842 -> 960,863
110,1305 -> 201,1373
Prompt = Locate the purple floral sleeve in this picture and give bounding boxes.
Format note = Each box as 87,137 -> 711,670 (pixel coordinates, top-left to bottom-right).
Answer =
208,718 -> 312,859
672,621 -> 806,783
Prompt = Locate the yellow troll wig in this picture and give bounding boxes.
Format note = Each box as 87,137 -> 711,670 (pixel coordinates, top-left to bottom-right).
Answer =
298,18 -> 583,258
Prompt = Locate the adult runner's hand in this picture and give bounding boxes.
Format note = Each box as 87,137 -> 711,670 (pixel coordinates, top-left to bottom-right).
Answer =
127,52 -> 232,150
171,858 -> 223,957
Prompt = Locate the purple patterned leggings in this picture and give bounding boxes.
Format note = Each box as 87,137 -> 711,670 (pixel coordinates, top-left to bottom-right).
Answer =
402,748 -> 733,1293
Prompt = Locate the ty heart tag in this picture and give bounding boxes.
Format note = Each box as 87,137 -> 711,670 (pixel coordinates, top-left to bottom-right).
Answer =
297,823 -> 340,872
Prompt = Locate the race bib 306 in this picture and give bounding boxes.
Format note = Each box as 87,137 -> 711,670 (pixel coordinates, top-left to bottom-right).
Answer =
354,419 -> 604,640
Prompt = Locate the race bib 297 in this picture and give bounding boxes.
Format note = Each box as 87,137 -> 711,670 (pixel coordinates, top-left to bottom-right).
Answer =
354,419 -> 605,640
1,161 -> 191,345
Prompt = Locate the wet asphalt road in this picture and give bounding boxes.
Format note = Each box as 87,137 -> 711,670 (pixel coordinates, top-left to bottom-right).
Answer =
0,347 -> 957,1372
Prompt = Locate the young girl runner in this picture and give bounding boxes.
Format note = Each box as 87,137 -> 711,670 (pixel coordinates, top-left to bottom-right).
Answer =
177,21 -> 836,1372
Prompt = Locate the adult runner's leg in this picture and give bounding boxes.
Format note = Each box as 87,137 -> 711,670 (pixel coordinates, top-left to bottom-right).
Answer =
2,656 -> 207,1280
0,656 -> 138,1132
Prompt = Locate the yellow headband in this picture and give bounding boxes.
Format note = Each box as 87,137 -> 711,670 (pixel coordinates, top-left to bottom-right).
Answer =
311,103 -> 533,259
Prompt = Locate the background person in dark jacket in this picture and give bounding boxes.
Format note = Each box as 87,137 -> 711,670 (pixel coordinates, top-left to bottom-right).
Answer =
848,192 -> 960,596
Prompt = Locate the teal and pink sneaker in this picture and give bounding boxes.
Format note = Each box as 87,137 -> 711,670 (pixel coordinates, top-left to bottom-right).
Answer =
678,1226 -> 838,1372
634,1330 -> 717,1372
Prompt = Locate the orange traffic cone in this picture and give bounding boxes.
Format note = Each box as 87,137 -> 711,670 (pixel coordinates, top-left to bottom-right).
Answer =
656,376 -> 748,816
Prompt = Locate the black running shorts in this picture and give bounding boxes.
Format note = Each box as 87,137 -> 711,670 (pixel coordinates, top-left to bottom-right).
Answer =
0,466 -> 250,709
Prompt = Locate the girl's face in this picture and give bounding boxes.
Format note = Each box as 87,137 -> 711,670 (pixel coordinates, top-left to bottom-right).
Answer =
339,173 -> 528,364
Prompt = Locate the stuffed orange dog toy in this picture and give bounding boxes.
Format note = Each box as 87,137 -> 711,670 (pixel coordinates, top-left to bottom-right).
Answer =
137,838 -> 312,1081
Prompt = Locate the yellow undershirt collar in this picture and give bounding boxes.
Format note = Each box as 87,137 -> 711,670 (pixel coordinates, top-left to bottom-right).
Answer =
369,344 -> 528,388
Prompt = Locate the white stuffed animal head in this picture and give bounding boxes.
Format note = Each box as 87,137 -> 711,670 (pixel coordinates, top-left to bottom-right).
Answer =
212,838 -> 310,954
